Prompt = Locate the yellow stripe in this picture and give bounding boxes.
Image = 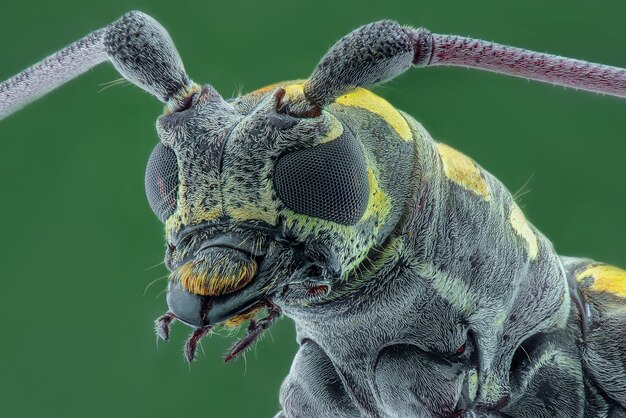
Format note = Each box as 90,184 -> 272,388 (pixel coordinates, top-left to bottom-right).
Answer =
335,88 -> 413,141
509,203 -> 538,260
249,83 -> 412,141
576,264 -> 626,298
249,81 -> 285,95
222,307 -> 261,328
437,143 -> 491,201
283,84 -> 305,101
228,205 -> 277,225
249,79 -> 307,95
362,167 -> 391,222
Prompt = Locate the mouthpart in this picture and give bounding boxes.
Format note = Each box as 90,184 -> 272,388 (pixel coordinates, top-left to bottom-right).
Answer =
155,229 -> 285,362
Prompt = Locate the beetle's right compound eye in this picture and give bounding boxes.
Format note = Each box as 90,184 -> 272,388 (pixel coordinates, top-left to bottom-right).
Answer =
145,143 -> 179,222
273,127 -> 369,225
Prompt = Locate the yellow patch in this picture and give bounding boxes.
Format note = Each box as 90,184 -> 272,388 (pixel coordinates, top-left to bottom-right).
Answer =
249,83 -> 411,141
283,83 -> 305,101
187,206 -> 223,224
363,167 -> 391,222
176,178 -> 224,224
509,203 -> 538,260
334,88 -> 413,141
468,369 -> 479,402
417,262 -> 479,316
174,261 -> 257,296
480,374 -> 504,403
228,205 -> 277,226
318,112 -> 344,144
222,307 -> 261,328
165,206 -> 223,243
249,79 -> 307,96
436,143 -> 491,201
249,81 -> 285,95
165,215 -> 184,240
576,264 -> 626,298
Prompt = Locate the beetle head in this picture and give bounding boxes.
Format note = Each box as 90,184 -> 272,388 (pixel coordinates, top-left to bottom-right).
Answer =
147,81 -> 394,334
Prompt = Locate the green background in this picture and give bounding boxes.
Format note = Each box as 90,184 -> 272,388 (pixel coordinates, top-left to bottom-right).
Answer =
0,1 -> 624,417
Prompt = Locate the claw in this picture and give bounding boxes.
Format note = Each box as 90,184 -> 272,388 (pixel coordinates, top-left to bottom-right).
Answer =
155,312 -> 176,341
184,326 -> 212,363
224,300 -> 281,363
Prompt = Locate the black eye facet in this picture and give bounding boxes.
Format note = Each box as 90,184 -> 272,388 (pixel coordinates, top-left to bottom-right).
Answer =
273,127 -> 369,225
145,143 -> 179,222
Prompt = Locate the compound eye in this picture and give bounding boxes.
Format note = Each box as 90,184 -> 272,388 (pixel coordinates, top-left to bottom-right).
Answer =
145,143 -> 179,222
273,127 -> 369,225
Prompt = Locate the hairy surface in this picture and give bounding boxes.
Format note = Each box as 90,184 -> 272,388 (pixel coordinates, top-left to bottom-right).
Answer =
276,99 -> 626,418
1,11 -> 624,418
0,29 -> 106,119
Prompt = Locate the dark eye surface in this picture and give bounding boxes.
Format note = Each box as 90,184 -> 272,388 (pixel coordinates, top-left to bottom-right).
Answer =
273,127 -> 369,225
145,143 -> 179,222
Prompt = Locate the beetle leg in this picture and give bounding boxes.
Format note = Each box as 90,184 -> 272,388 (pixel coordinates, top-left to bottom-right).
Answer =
224,300 -> 282,362
184,326 -> 212,362
155,311 -> 176,341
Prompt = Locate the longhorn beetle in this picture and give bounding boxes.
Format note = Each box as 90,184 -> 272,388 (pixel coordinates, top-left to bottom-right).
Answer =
1,11 -> 625,418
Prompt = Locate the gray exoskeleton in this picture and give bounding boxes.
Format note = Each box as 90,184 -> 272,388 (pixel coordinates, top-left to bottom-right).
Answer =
1,11 -> 625,418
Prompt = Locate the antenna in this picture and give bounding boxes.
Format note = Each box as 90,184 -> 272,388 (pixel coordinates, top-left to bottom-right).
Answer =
303,21 -> 626,107
0,11 -> 195,121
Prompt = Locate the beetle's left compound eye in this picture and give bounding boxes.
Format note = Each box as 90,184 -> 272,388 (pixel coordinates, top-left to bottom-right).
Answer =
273,127 -> 369,225
145,143 -> 179,222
